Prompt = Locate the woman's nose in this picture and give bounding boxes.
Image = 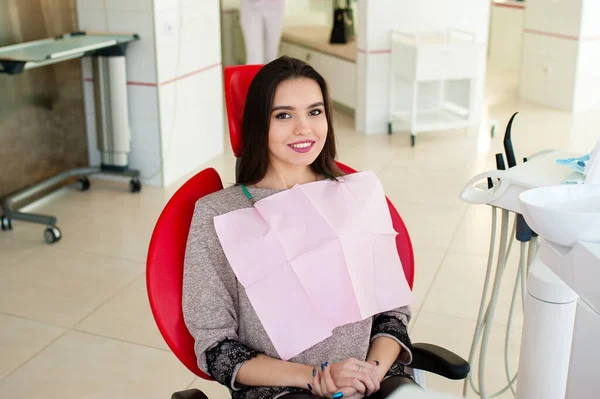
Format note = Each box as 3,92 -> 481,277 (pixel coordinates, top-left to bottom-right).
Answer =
293,116 -> 311,135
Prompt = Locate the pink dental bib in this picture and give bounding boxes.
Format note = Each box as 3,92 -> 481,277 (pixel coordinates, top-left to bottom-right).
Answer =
214,171 -> 414,360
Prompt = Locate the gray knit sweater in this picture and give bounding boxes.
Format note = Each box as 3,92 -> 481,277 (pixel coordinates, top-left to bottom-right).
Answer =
182,184 -> 413,399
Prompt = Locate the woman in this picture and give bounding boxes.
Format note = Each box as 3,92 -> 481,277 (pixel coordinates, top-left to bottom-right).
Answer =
183,56 -> 414,399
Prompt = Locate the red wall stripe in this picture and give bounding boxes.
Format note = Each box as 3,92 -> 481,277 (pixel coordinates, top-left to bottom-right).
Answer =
82,63 -> 222,87
494,2 -> 525,10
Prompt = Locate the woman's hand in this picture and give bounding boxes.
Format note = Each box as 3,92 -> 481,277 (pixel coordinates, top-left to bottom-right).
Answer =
330,359 -> 381,397
310,363 -> 362,399
309,360 -> 381,398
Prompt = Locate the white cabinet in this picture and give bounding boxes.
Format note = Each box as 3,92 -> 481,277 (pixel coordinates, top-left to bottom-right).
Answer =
279,41 -> 356,110
388,30 -> 483,145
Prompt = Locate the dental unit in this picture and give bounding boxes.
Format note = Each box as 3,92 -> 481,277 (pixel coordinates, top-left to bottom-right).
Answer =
460,113 -> 600,399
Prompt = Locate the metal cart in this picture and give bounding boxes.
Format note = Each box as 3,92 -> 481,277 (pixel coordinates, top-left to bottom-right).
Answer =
0,31 -> 141,244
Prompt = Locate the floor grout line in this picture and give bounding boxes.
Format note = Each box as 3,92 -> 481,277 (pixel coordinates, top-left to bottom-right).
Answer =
0,311 -> 69,329
68,329 -> 171,353
71,270 -> 146,330
0,329 -> 70,384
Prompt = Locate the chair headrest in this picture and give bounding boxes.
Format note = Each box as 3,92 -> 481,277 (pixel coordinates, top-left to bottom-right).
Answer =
223,64 -> 264,157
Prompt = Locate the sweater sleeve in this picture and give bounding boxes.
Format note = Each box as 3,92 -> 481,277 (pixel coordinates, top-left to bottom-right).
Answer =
182,200 -> 261,390
371,305 -> 413,365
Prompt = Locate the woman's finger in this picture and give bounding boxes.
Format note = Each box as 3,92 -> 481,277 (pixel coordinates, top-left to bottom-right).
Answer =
362,368 -> 381,395
343,371 -> 375,396
323,364 -> 339,396
326,366 -> 363,399
335,376 -> 366,394
312,367 -> 324,397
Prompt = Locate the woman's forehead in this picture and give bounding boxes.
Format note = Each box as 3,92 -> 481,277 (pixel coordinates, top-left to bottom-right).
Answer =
273,78 -> 323,104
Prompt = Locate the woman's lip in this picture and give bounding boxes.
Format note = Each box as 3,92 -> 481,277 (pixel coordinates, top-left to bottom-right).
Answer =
288,140 -> 316,145
288,141 -> 316,153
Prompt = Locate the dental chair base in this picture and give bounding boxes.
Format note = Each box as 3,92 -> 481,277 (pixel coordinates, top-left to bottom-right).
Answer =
515,256 -> 577,399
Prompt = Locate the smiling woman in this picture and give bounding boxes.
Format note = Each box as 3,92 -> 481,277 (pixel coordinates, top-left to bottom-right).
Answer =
236,56 -> 344,189
182,56 -> 416,399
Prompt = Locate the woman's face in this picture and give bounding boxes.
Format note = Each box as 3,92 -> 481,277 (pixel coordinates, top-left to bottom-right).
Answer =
267,77 -> 328,170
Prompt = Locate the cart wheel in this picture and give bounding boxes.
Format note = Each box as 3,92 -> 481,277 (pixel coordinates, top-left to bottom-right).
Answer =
388,122 -> 393,135
1,215 -> 12,231
410,134 -> 416,147
76,176 -> 90,191
129,179 -> 142,193
44,226 -> 61,244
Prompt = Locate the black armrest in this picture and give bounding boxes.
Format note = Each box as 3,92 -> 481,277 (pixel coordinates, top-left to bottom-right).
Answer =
409,343 -> 470,380
171,389 -> 209,399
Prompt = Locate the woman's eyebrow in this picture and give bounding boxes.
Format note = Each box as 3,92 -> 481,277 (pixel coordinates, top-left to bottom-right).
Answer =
271,102 -> 324,112
272,105 -> 294,112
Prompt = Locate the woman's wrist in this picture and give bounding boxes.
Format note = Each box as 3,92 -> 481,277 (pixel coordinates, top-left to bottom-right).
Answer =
288,363 -> 315,389
367,336 -> 402,381
236,355 -> 314,389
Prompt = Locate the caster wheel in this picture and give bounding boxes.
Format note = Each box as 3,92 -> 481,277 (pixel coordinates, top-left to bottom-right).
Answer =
388,122 -> 393,135
76,176 -> 90,191
410,134 -> 416,147
44,226 -> 61,244
129,179 -> 141,193
1,215 -> 12,231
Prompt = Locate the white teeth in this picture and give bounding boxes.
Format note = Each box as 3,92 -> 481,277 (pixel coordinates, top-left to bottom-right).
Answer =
290,142 -> 312,149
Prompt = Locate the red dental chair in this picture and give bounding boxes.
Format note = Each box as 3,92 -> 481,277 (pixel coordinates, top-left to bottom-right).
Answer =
146,65 -> 470,399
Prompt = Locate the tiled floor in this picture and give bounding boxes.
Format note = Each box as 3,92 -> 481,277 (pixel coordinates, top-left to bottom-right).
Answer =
1,63 -> 599,399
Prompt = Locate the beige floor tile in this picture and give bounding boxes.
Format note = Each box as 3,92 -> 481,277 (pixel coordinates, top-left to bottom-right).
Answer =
411,246 -> 447,313
75,274 -> 168,351
411,312 -> 521,399
0,246 -> 143,327
189,377 -> 232,399
0,331 -> 196,399
390,201 -> 466,252
421,252 -> 525,329
0,236 -> 41,267
449,204 -> 499,257
379,165 -> 471,211
0,314 -> 65,380
56,205 -> 159,263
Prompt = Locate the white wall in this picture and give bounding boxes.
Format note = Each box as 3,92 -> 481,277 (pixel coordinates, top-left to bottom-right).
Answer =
155,0 -> 224,187
488,2 -> 525,73
76,0 -> 224,187
356,0 -> 491,135
519,0 -> 600,112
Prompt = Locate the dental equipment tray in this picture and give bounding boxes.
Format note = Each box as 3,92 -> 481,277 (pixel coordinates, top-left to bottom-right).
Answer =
0,31 -> 139,75
460,150 -> 577,214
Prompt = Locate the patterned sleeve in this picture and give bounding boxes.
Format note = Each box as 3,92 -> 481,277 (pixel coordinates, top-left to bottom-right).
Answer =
371,306 -> 413,365
205,338 -> 262,389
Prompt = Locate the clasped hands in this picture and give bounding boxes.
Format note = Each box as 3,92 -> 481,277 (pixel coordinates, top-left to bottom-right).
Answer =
308,359 -> 382,399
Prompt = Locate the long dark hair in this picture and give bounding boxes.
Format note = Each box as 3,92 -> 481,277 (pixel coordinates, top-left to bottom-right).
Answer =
236,56 -> 343,185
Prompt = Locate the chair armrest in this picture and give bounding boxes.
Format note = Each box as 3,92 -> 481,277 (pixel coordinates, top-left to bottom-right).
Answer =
171,389 -> 209,399
409,343 -> 470,380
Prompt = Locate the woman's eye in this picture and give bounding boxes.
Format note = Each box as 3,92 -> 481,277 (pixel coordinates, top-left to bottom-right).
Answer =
276,112 -> 291,119
309,109 -> 322,116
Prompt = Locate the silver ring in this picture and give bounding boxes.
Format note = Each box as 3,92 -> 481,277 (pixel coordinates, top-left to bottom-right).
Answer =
358,364 -> 363,372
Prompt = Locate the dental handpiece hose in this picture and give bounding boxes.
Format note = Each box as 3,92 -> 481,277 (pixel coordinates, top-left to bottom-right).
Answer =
464,153 -> 525,399
478,209 -> 510,399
